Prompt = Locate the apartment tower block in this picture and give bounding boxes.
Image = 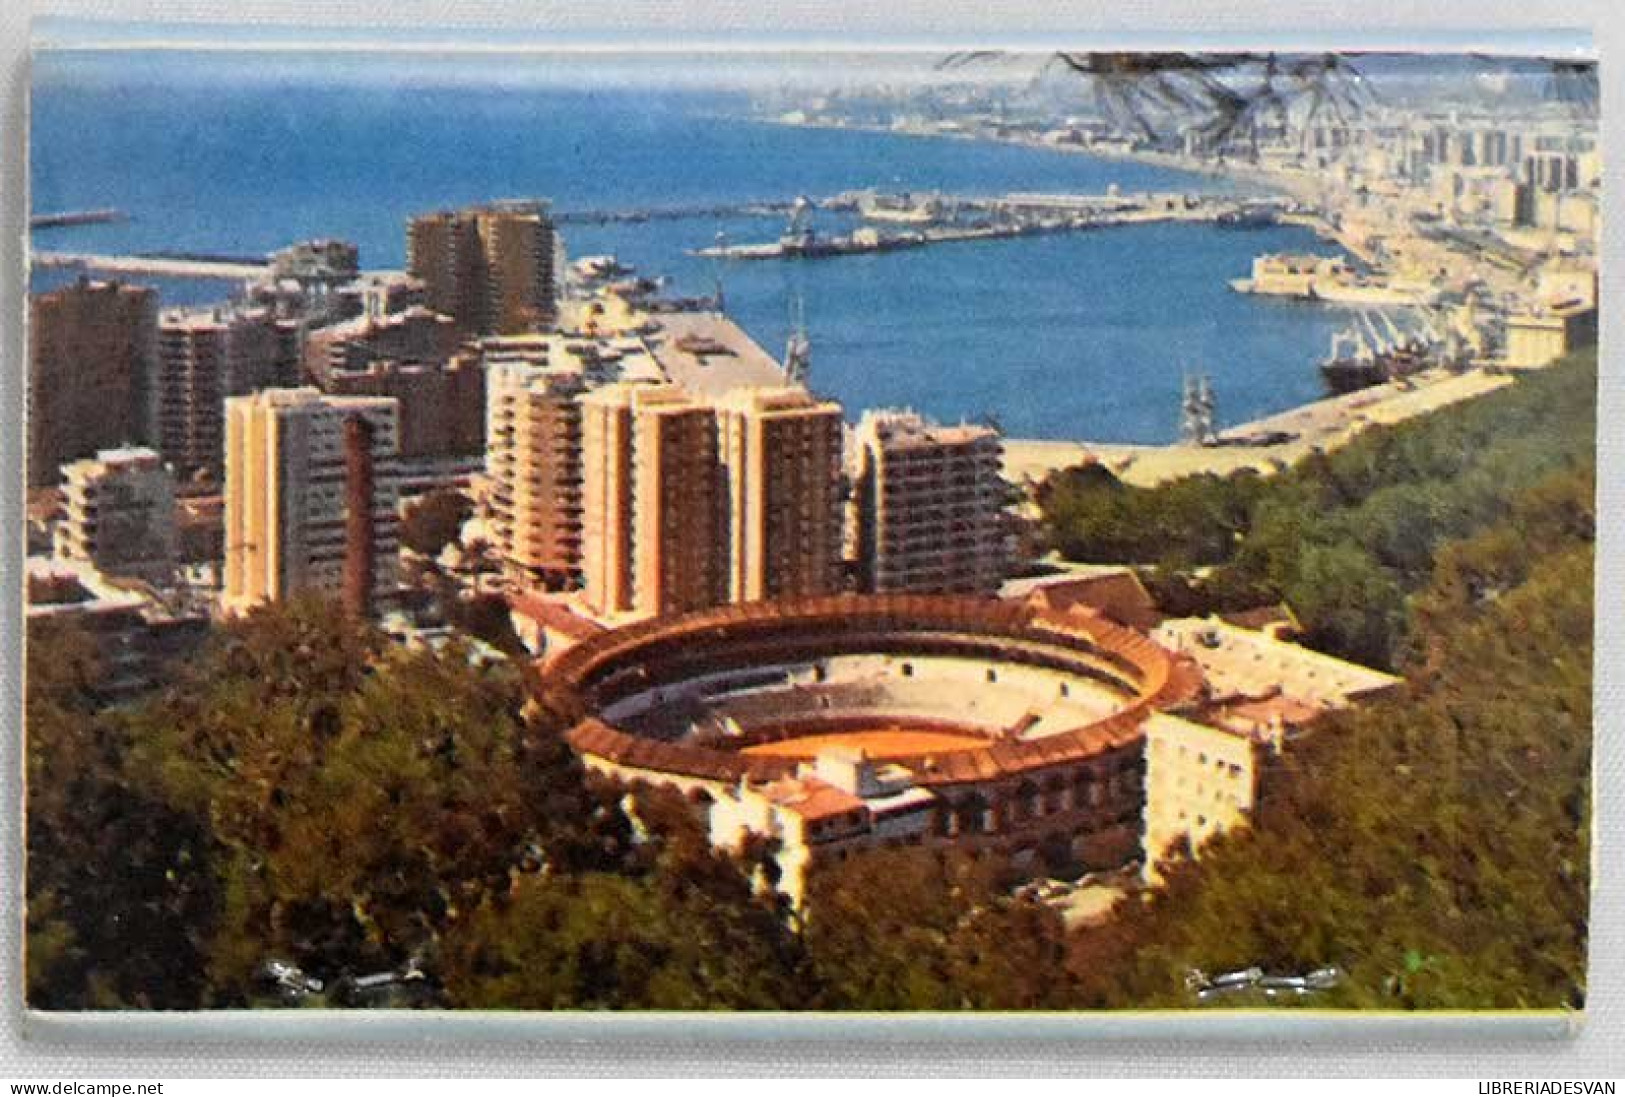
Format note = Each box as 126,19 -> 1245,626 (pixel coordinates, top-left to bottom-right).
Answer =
714,386 -> 844,603
407,200 -> 559,340
484,360 -> 587,587
223,388 -> 401,617
29,278 -> 159,487
850,409 -> 1009,595
580,382 -> 725,618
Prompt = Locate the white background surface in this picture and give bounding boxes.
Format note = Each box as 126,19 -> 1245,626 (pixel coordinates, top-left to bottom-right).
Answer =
1,0 -> 1621,1076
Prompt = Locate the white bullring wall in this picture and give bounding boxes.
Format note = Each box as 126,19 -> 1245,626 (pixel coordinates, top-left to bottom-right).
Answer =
601,652 -> 1130,740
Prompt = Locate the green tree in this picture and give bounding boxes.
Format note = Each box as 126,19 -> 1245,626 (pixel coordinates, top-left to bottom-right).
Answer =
125,598 -> 632,1001
1063,466 -> 1594,1010
400,489 -> 473,558
802,848 -> 1073,1009
25,619 -> 218,1009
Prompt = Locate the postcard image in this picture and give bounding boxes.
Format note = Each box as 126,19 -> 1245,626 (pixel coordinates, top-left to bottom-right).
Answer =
23,26 -> 1598,1015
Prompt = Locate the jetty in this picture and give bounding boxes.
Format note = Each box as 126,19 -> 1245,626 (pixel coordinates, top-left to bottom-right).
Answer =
695,192 -> 1286,261
32,250 -> 270,281
30,208 -> 128,230
1002,366 -> 1514,490
554,200 -> 797,225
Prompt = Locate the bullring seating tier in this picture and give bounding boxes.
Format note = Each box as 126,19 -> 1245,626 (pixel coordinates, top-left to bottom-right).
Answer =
537,594 -> 1204,789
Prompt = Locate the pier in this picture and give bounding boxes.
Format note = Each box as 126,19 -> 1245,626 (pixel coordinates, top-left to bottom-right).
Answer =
32,250 -> 270,281
694,192 -> 1284,261
30,208 -> 128,230
554,200 -> 797,225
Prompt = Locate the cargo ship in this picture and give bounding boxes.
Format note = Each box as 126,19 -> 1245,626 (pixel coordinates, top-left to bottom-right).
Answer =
1215,205 -> 1278,229
1319,311 -> 1431,394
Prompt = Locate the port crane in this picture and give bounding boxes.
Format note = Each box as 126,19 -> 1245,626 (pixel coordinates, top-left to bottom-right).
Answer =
784,289 -> 812,386
784,196 -> 816,249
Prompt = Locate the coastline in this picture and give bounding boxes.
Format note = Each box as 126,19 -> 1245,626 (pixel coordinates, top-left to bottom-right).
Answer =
747,114 -> 1379,272
749,112 -> 1516,488
1002,366 -> 1517,488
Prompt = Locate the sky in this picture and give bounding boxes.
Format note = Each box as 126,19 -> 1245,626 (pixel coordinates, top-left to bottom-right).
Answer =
29,18 -> 1596,93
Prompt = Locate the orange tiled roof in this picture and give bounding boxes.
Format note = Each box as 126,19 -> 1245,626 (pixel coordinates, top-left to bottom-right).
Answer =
760,777 -> 867,822
1033,572 -> 1162,630
509,594 -> 606,641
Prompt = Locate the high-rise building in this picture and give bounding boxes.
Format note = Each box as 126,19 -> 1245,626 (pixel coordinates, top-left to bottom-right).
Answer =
484,360 -> 588,587
713,386 -> 844,603
324,354 -> 486,497
580,382 -> 724,618
481,333 -> 665,589
222,388 -> 401,617
407,200 -> 559,339
155,306 -> 301,479
301,305 -> 460,387
29,278 -> 158,487
849,409 -> 1009,596
54,446 -> 177,586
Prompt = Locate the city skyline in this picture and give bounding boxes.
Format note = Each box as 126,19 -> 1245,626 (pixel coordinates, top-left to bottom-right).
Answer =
20,42 -> 1599,1015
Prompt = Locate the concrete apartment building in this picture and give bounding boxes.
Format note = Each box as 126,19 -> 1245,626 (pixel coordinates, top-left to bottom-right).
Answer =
482,314 -> 841,609
484,359 -> 589,587
407,200 -> 560,340
483,333 -> 665,588
580,382 -> 725,618
714,386 -> 845,603
29,278 -> 158,487
1142,614 -> 1402,883
303,305 -> 480,495
155,305 -> 301,479
54,446 -> 177,586
324,355 -> 487,497
849,408 -> 1009,595
222,388 -> 401,618
301,305 -> 460,387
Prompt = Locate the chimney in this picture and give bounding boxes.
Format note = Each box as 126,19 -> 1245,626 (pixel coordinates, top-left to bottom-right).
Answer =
342,414 -> 376,620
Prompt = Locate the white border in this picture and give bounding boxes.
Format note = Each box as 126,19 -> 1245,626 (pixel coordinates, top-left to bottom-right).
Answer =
3,0 -> 1622,1076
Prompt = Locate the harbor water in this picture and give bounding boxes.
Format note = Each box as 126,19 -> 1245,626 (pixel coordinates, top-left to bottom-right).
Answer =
30,54 -> 1352,442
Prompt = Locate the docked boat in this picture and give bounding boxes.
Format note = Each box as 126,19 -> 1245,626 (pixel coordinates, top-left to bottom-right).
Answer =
857,190 -> 944,225
1215,206 -> 1278,229
1318,311 -> 1433,395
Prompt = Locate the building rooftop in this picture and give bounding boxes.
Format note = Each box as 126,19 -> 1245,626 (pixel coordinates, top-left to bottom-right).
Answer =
643,311 -> 789,397
483,333 -> 665,387
233,386 -> 398,414
757,776 -> 867,823
855,408 -> 1000,451
61,446 -> 166,476
1001,566 -> 1162,630
507,592 -> 607,643
159,303 -> 284,332
709,383 -> 842,417
1153,616 -> 1402,709
26,556 -> 150,619
309,304 -> 452,341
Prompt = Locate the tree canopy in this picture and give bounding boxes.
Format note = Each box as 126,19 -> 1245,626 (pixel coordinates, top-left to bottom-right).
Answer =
1041,352 -> 1597,669
26,355 -> 1595,1012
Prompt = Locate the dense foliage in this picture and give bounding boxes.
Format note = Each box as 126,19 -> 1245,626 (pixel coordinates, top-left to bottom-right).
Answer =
400,489 -> 473,558
1040,353 -> 1597,669
25,356 -> 1594,1011
1067,463 -> 1594,1009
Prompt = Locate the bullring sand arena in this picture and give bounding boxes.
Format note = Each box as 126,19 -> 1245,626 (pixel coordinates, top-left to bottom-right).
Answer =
531,592 -> 1399,906
535,592 -> 1200,809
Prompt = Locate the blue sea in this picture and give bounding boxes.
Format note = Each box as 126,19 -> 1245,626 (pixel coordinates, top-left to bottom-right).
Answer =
30,52 -> 1351,442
